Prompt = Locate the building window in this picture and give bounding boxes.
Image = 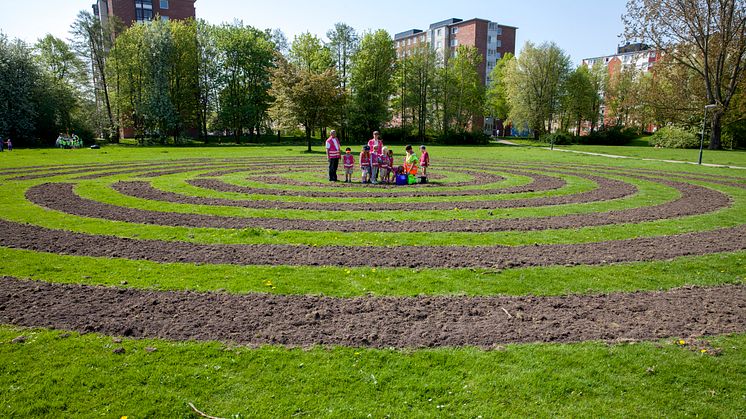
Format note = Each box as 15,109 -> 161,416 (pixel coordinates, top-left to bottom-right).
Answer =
420,35 -> 425,43
135,0 -> 153,22
497,27 -> 503,35
496,53 -> 501,59
160,0 -> 169,8
437,29 -> 442,36
450,39 -> 458,47
437,41 -> 442,48
161,15 -> 169,21
451,27 -> 459,34
496,40 -> 502,47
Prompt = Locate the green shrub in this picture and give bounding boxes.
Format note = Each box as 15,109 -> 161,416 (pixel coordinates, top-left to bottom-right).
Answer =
650,126 -> 700,149
540,132 -> 574,145
579,126 -> 637,146
434,130 -> 490,145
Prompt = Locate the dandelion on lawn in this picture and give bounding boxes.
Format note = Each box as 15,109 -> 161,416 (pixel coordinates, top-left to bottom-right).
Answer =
678,339 -> 686,345
263,280 -> 273,287
701,349 -> 708,354
371,268 -> 377,273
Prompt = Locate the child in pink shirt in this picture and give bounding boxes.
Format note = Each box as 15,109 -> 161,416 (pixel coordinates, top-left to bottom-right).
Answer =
360,145 -> 371,183
419,145 -> 430,177
342,147 -> 355,183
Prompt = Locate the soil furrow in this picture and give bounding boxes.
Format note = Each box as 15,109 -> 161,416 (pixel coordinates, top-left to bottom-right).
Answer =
0,218 -> 744,268
1,277 -> 743,348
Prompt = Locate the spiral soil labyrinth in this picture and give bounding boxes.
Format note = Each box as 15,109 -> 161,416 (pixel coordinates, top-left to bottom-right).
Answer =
1,155 -> 745,348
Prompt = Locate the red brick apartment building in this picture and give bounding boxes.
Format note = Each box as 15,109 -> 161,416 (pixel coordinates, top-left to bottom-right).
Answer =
394,18 -> 517,134
93,0 -> 196,27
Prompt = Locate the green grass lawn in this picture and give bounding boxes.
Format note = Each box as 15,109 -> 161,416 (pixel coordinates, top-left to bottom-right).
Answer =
1,144 -> 745,416
1,327 -> 744,417
504,137 -> 746,167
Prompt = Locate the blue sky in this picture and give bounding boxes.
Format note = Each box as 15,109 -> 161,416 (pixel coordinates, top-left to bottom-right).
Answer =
0,0 -> 629,64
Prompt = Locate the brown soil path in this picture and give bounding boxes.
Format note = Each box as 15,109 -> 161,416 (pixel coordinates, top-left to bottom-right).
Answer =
1,218 -> 744,268
1,277 -> 743,348
25,177 -> 727,232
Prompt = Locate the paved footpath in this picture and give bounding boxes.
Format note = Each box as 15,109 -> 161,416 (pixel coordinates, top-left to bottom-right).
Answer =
496,140 -> 746,170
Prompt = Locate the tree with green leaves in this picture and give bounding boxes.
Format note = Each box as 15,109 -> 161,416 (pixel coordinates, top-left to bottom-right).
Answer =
446,45 -> 486,131
349,30 -> 396,138
504,41 -> 571,139
562,65 -> 597,136
326,23 -> 358,140
70,10 -> 120,140
486,52 -> 514,124
290,32 -> 333,74
270,57 -> 343,151
624,0 -> 746,149
215,23 -> 276,141
392,44 -> 437,140
0,35 -> 39,143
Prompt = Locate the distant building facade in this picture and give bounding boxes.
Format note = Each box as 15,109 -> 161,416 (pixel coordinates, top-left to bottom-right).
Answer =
582,43 -> 660,75
93,0 -> 196,28
582,43 -> 661,132
393,18 -> 518,135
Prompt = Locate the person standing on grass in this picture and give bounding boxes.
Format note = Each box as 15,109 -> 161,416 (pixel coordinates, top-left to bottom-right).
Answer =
342,147 -> 355,183
360,145 -> 372,183
419,145 -> 429,177
404,145 -> 418,175
325,130 -> 341,182
5,137 -> 12,151
368,131 -> 383,183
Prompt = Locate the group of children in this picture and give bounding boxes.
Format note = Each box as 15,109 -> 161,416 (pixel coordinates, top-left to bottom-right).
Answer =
341,144 -> 430,184
55,133 -> 83,149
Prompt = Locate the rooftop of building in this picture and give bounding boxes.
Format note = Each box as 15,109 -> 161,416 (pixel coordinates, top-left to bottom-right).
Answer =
394,29 -> 424,40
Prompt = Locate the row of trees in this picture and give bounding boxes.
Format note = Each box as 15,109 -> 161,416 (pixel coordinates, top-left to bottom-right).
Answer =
485,0 -> 745,148
0,33 -> 96,146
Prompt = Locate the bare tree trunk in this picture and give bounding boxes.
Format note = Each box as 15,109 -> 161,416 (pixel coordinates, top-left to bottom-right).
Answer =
709,111 -> 722,150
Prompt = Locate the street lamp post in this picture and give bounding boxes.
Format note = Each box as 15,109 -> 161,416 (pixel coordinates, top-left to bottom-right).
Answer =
699,104 -> 719,165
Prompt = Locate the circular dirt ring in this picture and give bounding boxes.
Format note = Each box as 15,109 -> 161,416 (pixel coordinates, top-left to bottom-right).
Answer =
24,176 -> 729,232
1,277 -> 743,348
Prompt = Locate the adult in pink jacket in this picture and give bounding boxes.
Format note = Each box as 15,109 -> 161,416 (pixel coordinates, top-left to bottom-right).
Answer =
325,130 -> 341,182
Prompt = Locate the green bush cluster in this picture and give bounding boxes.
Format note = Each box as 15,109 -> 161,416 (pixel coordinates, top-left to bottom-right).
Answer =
650,126 -> 700,149
578,126 -> 638,146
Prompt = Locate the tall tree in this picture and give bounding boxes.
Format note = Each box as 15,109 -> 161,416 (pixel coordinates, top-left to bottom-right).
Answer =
392,44 -> 437,140
0,35 -> 39,143
563,65 -> 597,136
326,23 -> 358,140
215,23 -> 275,141
624,0 -> 746,149
349,30 -> 397,137
270,57 -> 343,151
290,32 -> 333,74
486,52 -> 514,123
70,10 -> 120,140
504,41 -> 571,139
446,45 -> 486,131
196,20 -> 221,139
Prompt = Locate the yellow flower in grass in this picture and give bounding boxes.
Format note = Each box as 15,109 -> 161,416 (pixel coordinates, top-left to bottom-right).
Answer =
678,340 -> 686,345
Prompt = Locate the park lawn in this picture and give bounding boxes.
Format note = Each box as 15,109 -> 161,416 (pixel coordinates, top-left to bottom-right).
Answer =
2,144 -> 746,417
0,247 -> 743,297
3,178 -> 745,248
504,138 -> 746,167
1,326 -> 744,417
